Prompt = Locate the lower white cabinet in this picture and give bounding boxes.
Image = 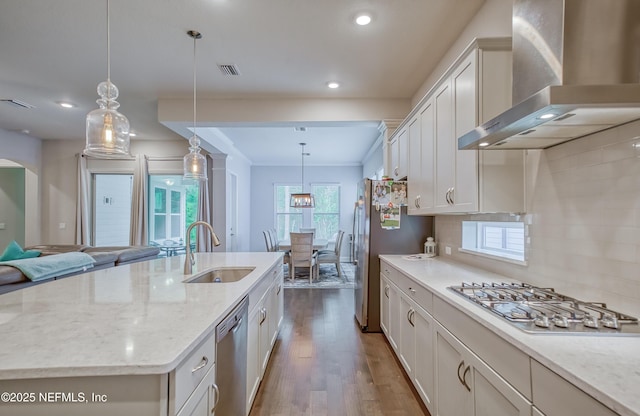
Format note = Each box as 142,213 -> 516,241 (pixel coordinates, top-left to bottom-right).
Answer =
177,365 -> 218,416
435,322 -> 531,416
380,263 -> 436,415
530,360 -> 617,416
246,266 -> 284,412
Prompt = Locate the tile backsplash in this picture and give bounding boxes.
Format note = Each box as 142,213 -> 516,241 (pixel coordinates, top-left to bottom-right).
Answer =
436,119 -> 640,317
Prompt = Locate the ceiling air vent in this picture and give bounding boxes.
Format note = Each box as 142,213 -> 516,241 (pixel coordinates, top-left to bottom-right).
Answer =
1,99 -> 36,109
218,64 -> 241,76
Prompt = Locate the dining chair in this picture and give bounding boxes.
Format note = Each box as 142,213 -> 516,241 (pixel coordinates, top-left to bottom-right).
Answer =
299,227 -> 316,238
263,230 -> 274,252
289,232 -> 318,284
317,230 -> 345,280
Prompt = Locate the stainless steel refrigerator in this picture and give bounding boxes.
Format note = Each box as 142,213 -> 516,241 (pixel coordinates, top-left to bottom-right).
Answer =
353,178 -> 433,332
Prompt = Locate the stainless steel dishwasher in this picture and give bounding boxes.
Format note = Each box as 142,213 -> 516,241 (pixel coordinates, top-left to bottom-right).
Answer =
215,296 -> 248,416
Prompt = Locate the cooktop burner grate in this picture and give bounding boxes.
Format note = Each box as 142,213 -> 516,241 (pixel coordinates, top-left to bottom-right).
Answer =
448,282 -> 640,335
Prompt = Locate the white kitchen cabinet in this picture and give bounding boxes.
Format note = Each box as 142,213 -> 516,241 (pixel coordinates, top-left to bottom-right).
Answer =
403,38 -> 524,215
389,126 -> 408,180
408,99 -> 435,214
380,260 -> 436,414
246,265 -> 284,412
177,365 -> 218,416
380,274 -> 391,336
531,360 -> 617,416
435,322 -> 531,416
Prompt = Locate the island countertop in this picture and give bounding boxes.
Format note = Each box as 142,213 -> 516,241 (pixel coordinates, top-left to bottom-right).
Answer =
380,254 -> 640,416
0,252 -> 282,380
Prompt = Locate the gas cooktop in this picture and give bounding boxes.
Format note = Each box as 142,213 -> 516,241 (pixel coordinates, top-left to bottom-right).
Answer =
448,282 -> 640,335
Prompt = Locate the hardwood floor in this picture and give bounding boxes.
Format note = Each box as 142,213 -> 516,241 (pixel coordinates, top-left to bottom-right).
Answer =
249,288 -> 430,416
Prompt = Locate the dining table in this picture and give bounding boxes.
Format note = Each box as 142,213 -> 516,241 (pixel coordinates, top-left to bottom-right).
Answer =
277,238 -> 328,251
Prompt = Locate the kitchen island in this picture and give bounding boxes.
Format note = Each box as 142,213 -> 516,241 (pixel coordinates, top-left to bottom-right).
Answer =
380,254 -> 640,416
0,252 -> 283,415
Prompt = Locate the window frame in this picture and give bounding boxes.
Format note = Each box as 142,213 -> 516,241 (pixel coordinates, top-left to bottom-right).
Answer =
460,220 -> 527,265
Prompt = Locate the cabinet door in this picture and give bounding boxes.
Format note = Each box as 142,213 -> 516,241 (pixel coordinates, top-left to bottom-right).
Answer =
418,99 -> 435,212
471,354 -> 531,416
246,304 -> 262,409
397,127 -> 408,179
387,281 -> 400,352
259,300 -> 271,372
399,294 -> 416,378
390,135 -> 399,179
413,305 -> 435,414
407,115 -> 422,214
380,275 -> 390,336
452,51 -> 479,212
177,365 -> 217,416
434,79 -> 455,212
268,279 -> 282,348
435,324 -> 473,416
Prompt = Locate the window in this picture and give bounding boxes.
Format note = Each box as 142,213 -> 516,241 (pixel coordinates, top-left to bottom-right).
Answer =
461,221 -> 525,263
93,174 -> 133,246
274,183 -> 341,242
274,184 -> 303,241
311,183 -> 340,240
148,175 -> 199,244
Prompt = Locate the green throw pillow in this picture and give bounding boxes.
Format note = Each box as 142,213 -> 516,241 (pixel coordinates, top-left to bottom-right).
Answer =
0,240 -> 41,261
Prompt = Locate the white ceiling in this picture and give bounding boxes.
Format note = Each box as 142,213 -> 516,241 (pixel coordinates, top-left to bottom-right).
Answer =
0,0 -> 485,165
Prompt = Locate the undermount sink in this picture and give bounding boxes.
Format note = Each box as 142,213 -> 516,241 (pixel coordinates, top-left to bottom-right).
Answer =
185,267 -> 256,283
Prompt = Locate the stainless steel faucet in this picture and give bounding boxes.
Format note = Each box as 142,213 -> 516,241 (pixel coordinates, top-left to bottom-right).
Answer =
184,221 -> 221,274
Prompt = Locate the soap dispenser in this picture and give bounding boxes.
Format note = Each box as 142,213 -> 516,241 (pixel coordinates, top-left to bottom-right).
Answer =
424,237 -> 436,257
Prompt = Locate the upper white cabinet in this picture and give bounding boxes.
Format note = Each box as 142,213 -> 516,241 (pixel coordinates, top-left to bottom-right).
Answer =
389,126 -> 408,180
403,38 -> 525,215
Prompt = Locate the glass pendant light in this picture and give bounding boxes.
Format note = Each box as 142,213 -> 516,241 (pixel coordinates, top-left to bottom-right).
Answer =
183,30 -> 207,182
85,0 -> 131,158
290,142 -> 315,208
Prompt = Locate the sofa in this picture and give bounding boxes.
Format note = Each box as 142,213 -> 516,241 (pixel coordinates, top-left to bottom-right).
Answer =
0,244 -> 160,295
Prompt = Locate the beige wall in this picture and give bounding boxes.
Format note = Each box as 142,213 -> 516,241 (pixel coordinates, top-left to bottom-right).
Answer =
412,0 -> 513,107
40,139 -> 191,244
435,119 -> 640,317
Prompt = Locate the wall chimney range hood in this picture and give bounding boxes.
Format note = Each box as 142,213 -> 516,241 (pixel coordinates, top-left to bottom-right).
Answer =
458,0 -> 640,150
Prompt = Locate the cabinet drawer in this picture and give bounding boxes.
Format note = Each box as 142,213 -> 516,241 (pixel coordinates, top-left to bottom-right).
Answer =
171,331 -> 216,414
434,296 -> 531,400
531,360 -> 616,416
381,261 -> 433,313
395,272 -> 433,313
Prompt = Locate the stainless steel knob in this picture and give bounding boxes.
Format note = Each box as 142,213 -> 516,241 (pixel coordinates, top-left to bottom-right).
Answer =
602,315 -> 619,329
552,314 -> 569,328
534,314 -> 550,328
583,315 -> 599,329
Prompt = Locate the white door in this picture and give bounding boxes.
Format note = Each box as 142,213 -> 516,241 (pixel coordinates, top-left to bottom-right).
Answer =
229,172 -> 238,252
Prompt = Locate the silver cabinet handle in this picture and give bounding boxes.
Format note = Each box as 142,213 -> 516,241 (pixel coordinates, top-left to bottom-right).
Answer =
409,287 -> 416,295
384,285 -> 389,298
277,284 -> 282,295
407,308 -> 412,324
445,188 -> 453,205
408,309 -> 415,327
192,356 -> 208,373
394,166 -> 399,176
259,307 -> 267,325
210,383 -> 219,414
450,187 -> 455,205
417,195 -> 421,208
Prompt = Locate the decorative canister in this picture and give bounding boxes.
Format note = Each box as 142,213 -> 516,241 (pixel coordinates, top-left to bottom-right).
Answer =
424,237 -> 436,257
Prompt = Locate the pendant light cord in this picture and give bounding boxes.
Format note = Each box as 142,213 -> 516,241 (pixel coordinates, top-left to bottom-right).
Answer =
106,0 -> 110,83
193,33 -> 197,138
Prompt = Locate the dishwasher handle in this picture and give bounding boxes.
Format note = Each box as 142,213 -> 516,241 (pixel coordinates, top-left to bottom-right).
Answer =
216,296 -> 249,342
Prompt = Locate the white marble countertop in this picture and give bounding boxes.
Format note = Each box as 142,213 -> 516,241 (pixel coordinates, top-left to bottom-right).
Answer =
380,254 -> 640,416
0,252 -> 282,380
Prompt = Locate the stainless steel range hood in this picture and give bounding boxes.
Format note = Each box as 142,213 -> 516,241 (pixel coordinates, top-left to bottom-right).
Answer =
458,0 -> 640,150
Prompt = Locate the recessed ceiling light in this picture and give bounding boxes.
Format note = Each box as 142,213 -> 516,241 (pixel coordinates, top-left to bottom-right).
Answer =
355,13 -> 372,26
479,142 -> 490,147
538,113 -> 556,120
58,101 -> 75,108
129,132 -> 137,137
327,81 -> 340,89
